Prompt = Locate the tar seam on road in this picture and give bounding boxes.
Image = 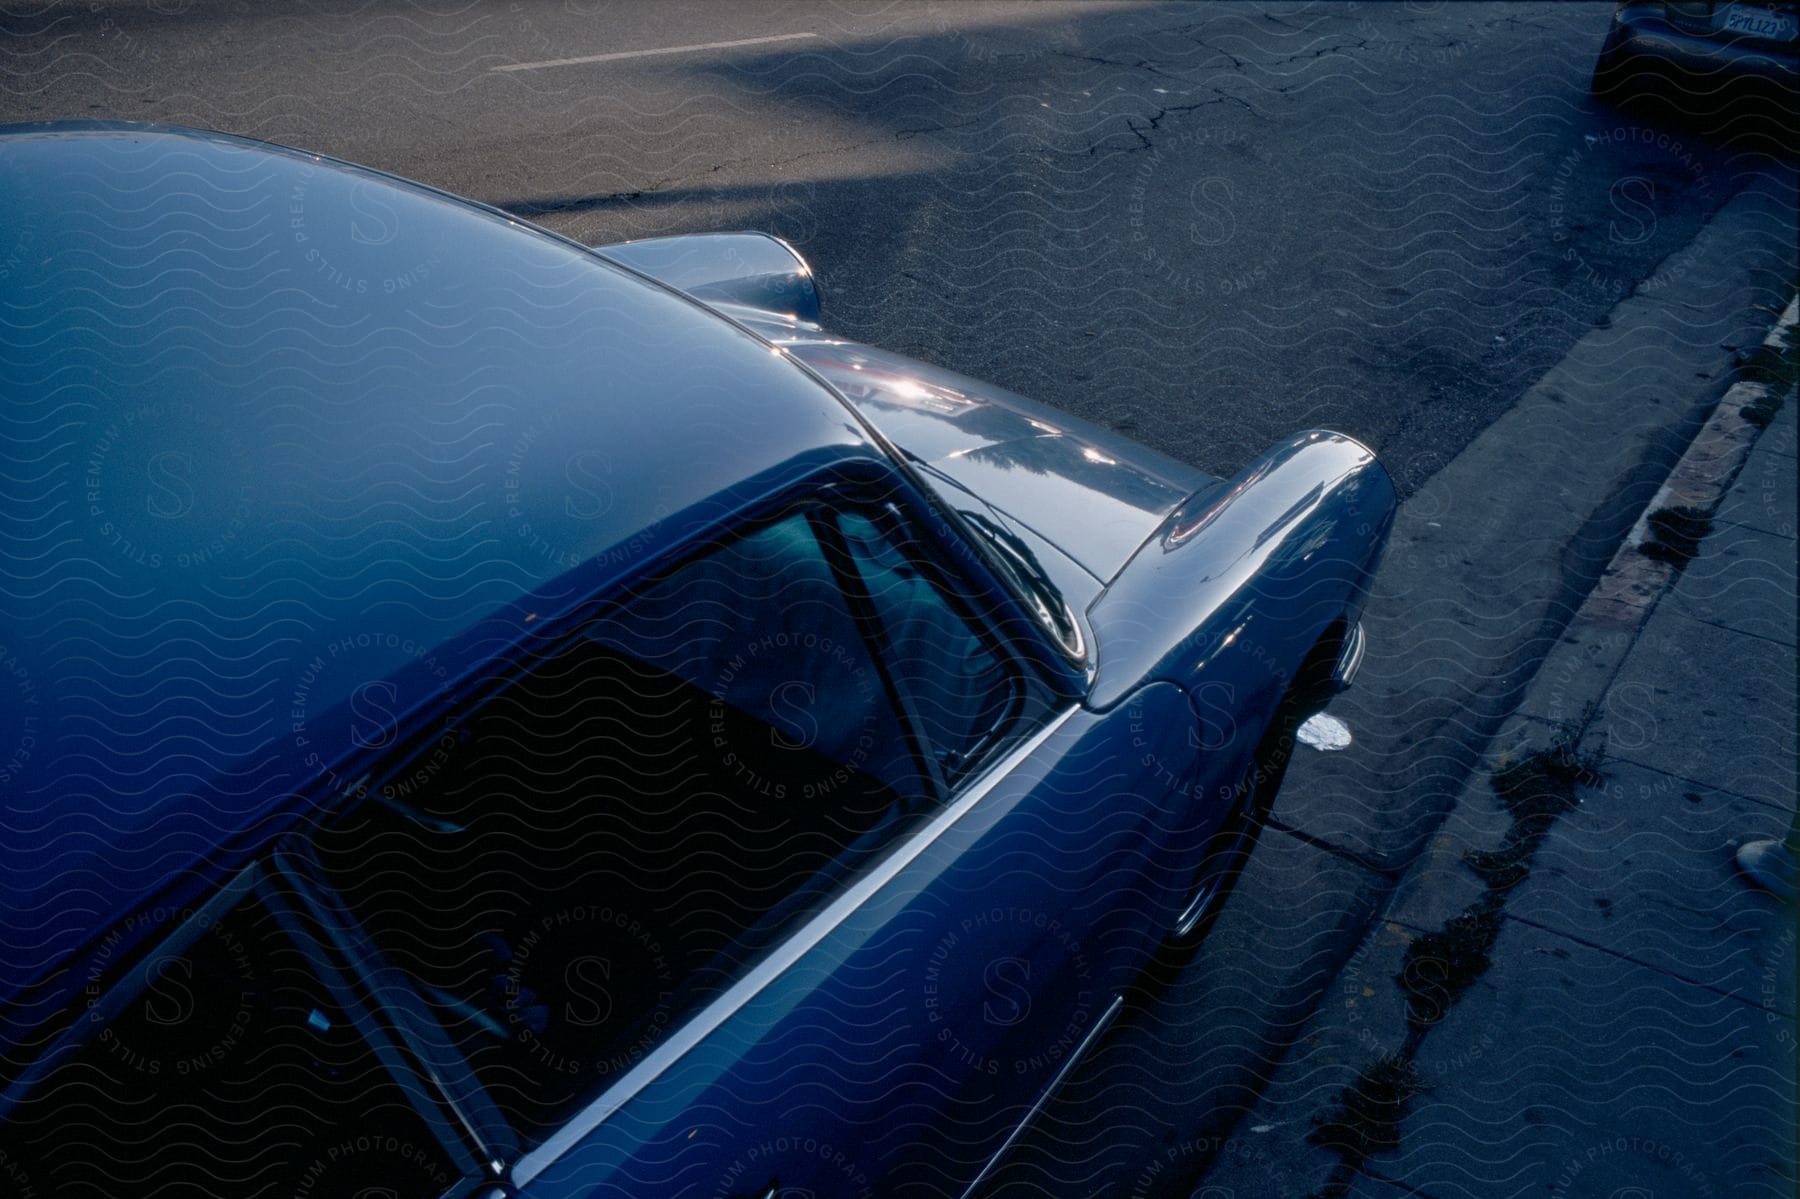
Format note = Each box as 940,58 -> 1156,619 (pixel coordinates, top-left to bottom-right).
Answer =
491,31 -> 820,73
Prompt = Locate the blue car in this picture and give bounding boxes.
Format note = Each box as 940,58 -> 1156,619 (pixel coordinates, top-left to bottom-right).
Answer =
0,123 -> 1394,1198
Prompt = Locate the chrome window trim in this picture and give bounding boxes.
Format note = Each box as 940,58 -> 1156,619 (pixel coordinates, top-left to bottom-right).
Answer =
1330,620 -> 1367,692
838,502 -> 1032,786
0,864 -> 264,1119
510,703 -> 1082,1187
957,993 -> 1125,1199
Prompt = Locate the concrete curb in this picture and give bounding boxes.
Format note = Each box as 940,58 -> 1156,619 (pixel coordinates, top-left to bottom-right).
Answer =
1568,296 -> 1798,630
1399,295 -> 1795,928
1498,295 -> 1797,745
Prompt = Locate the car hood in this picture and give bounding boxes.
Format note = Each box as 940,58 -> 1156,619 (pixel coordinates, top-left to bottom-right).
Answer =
748,327 -> 1218,585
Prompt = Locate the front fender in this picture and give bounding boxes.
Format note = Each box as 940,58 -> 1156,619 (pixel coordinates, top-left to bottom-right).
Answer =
1085,430 -> 1396,714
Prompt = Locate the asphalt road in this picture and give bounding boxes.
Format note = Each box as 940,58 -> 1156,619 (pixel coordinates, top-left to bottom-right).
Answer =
3,3 -> 1796,1196
3,0 -> 1792,499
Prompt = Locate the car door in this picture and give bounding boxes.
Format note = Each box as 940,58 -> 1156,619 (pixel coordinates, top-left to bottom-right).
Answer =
473,499 -> 1208,1198
507,686 -> 1201,1199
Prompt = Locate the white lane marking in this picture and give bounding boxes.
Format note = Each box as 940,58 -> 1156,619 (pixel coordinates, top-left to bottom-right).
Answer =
492,31 -> 820,73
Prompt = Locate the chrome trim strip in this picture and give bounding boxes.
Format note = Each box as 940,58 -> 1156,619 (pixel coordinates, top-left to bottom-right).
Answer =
1331,620 -> 1366,692
957,993 -> 1126,1199
0,864 -> 264,1120
511,705 -> 1083,1187
1170,869 -> 1218,940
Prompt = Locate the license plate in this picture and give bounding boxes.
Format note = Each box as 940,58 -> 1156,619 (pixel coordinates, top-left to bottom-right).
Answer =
1721,3 -> 1799,40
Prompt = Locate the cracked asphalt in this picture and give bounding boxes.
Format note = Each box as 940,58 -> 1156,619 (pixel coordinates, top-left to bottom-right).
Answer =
3,1 -> 1786,497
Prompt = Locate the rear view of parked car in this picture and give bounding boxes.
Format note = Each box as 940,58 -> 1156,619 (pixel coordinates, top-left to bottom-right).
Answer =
1592,0 -> 1800,113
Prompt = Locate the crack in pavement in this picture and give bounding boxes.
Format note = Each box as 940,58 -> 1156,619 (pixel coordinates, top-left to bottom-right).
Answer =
1094,92 -> 1260,156
1050,48 -> 1179,78
1501,911 -> 1793,1018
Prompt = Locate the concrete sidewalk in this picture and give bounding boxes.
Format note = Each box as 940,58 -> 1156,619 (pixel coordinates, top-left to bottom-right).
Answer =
985,176 -> 1796,1199
1202,313 -> 1797,1198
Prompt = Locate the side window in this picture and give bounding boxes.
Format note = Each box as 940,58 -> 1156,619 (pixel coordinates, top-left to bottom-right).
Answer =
0,884 -> 468,1198
837,512 -> 1019,782
598,511 -> 921,801
307,512 -> 930,1148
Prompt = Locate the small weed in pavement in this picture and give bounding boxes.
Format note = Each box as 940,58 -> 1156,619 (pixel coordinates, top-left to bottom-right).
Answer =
1742,388 -> 1788,429
1739,325 -> 1798,391
1397,893 -> 1504,1030
1738,325 -> 1794,428
1307,1054 -> 1426,1177
1638,504 -> 1713,570
1466,738 -> 1604,889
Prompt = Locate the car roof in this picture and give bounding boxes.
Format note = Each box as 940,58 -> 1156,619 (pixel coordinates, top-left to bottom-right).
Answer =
0,122 -> 886,1011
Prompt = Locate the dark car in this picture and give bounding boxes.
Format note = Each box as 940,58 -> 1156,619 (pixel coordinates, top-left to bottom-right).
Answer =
0,122 -> 1395,1198
1592,0 -> 1800,109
